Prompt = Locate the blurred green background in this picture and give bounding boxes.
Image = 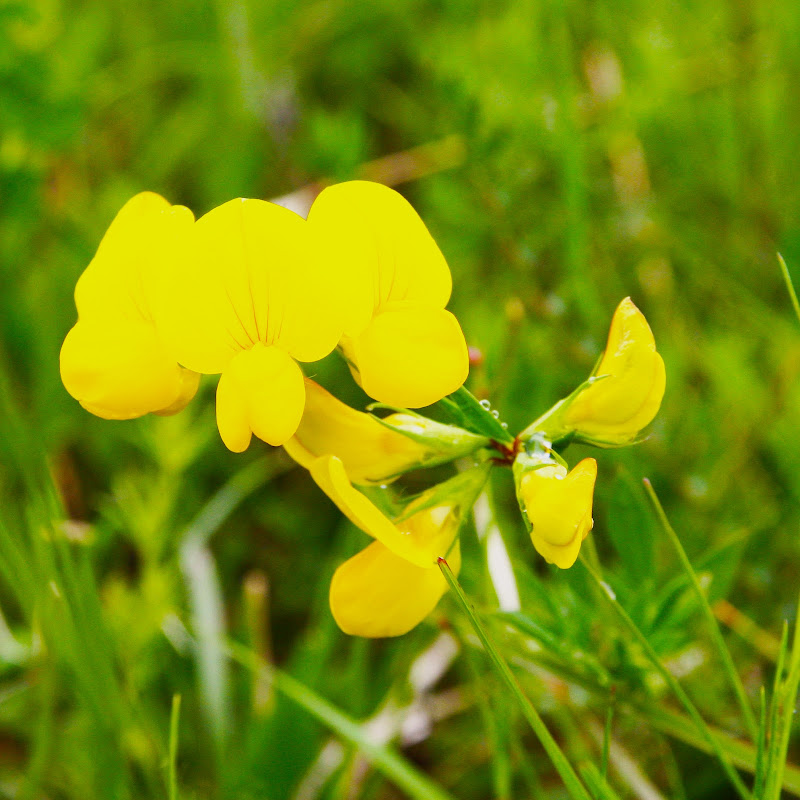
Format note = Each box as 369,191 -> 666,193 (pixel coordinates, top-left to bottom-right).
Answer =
3,0 -> 800,797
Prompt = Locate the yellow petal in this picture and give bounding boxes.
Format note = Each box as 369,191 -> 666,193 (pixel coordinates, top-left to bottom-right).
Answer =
75,192 -> 194,324
284,380 -> 431,484
564,298 -> 665,441
215,344 -> 305,451
153,369 -> 201,417
308,455 -> 441,568
154,199 -> 343,374
60,318 -> 191,419
307,181 -> 452,335
344,303 -> 469,408
520,458 -> 597,569
330,539 -> 461,638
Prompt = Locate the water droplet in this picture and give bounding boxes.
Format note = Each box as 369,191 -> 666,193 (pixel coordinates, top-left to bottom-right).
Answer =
491,410 -> 500,419
479,399 -> 491,409
501,422 -> 508,429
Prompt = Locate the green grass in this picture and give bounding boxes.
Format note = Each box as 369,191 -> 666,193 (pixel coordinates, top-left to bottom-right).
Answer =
3,0 -> 800,796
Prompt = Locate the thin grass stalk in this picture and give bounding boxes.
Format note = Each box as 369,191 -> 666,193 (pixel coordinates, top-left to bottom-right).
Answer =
579,555 -> 752,800
643,479 -> 758,740
438,558 -> 594,800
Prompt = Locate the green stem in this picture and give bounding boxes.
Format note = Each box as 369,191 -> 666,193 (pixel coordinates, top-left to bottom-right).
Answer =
169,694 -> 181,800
643,479 -> 758,740
438,558 -> 593,800
579,555 -> 752,800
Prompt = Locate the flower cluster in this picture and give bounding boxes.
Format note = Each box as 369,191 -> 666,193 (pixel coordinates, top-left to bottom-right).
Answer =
61,181 -> 469,448
62,183 -> 665,638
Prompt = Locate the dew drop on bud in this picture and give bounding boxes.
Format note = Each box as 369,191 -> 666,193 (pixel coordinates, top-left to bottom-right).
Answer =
501,422 -> 508,429
491,410 -> 500,419
479,399 -> 491,410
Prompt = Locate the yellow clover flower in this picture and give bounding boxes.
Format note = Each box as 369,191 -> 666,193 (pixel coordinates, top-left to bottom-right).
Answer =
517,458 -> 597,569
308,455 -> 484,637
307,181 -> 469,409
153,198 -> 346,451
284,379 -> 489,485
562,297 -> 665,444
60,192 -> 200,419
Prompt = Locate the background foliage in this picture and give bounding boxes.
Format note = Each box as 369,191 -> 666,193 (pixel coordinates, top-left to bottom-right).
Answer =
2,0 -> 800,796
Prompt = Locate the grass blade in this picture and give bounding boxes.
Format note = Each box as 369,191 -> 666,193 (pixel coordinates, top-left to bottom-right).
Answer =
778,254 -> 800,324
643,479 -> 758,740
169,694 -> 181,800
227,641 -> 458,800
438,558 -> 594,800
579,555 -> 752,799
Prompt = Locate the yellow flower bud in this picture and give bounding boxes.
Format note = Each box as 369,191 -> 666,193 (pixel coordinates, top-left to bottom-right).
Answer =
517,458 -> 597,569
563,298 -> 665,444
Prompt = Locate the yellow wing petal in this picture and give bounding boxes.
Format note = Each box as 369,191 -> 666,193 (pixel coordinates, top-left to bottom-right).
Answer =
60,318 -> 193,419
329,539 -> 461,637
215,344 -> 305,451
75,192 -> 194,324
345,303 -> 469,408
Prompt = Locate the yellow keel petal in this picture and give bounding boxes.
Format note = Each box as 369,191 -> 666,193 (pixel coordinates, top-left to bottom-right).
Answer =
215,344 -> 305,451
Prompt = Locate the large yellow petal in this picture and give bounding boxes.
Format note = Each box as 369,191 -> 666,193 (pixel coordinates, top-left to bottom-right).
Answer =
307,181 -> 452,335
75,192 -> 195,324
60,318 -> 195,420
308,456 -> 440,568
330,539 -> 461,638
344,303 -> 469,408
154,198 -> 343,374
215,343 -> 305,451
284,380 -> 430,484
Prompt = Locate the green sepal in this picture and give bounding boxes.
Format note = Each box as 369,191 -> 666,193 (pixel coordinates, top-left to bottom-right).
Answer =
394,463 -> 491,524
431,387 -> 514,445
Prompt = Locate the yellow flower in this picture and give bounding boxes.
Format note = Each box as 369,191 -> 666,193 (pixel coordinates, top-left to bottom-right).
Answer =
309,455 -> 485,637
307,181 -> 469,408
153,198 -> 346,451
562,298 -> 665,444
60,192 -> 200,419
518,458 -> 597,569
284,379 -> 489,485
